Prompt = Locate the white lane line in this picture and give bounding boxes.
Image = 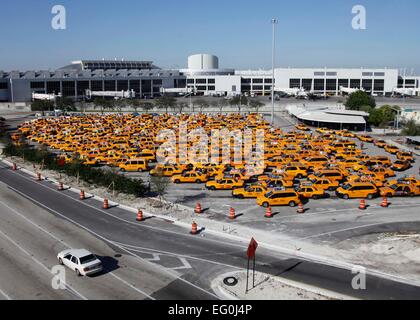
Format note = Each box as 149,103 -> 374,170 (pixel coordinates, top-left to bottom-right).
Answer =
0,228 -> 87,300
8,166 -> 250,251
111,240 -> 244,270
0,197 -> 154,300
0,287 -> 12,300
171,258 -> 192,271
6,185 -> 217,300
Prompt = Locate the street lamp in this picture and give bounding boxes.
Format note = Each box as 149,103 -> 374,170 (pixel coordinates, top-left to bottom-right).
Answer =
271,18 -> 278,125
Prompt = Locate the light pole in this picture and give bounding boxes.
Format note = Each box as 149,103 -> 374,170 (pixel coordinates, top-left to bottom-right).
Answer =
271,18 -> 278,125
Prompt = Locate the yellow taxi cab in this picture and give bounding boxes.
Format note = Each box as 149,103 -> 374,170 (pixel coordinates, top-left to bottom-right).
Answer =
256,188 -> 300,207
370,156 -> 392,167
391,160 -> 412,171
150,164 -> 183,177
281,165 -> 309,179
373,140 -> 387,148
346,174 -> 385,188
304,177 -> 339,191
396,151 -> 414,163
232,185 -> 267,199
172,171 -> 209,184
337,158 -> 361,170
205,178 -> 244,190
308,169 -> 346,182
380,182 -> 420,197
136,150 -> 156,163
361,166 -> 395,179
296,183 -> 326,200
388,176 -> 420,187
336,182 -> 378,199
119,158 -> 149,172
295,124 -> 311,131
384,145 -> 400,154
358,135 -> 374,143
301,157 -> 329,170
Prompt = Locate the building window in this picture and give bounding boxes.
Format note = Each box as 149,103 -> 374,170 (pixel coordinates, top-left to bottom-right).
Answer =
264,86 -> 272,90
338,79 -> 349,88
314,79 -> 324,91
91,80 -> 103,91
208,86 -> 216,91
326,79 -> 337,91
62,81 -> 75,97
0,82 -> 8,89
76,81 -> 90,96
253,79 -> 263,84
253,85 -> 263,90
326,72 -> 337,76
374,79 -> 385,91
117,80 -> 129,91
141,80 -> 152,94
153,79 -> 163,86
350,79 -> 361,88
302,79 -> 312,91
264,79 -> 273,83
374,72 -> 385,77
129,80 -> 140,93
196,79 -> 206,84
196,86 -> 207,91
362,72 -> 373,76
30,82 -> 44,89
153,87 -> 160,93
241,78 -> 251,84
187,79 -> 194,84
241,85 -> 251,92
362,79 -> 373,90
46,81 -> 61,94
314,72 -> 325,76
290,79 -> 301,88
208,79 -> 215,84
104,80 -> 116,91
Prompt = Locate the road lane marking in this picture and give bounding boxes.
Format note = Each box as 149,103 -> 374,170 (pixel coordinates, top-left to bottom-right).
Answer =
0,197 -> 155,300
0,228 -> 87,300
5,184 -> 218,300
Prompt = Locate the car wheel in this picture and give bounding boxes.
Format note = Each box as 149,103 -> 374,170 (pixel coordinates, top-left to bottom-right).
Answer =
58,258 -> 63,265
196,180 -> 201,184
211,186 -> 216,191
297,174 -> 303,179
262,202 -> 269,208
385,174 -> 389,178
289,201 -> 296,207
76,269 -> 81,277
367,194 -> 374,200
121,168 -> 126,172
343,194 -> 349,200
238,195 -> 244,199
175,179 -> 180,184
312,195 -> 319,200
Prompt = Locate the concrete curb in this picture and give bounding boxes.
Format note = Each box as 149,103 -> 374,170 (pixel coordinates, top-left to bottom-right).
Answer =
3,158 -> 420,290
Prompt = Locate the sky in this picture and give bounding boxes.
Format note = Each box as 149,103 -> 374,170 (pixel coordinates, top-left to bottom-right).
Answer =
0,0 -> 419,74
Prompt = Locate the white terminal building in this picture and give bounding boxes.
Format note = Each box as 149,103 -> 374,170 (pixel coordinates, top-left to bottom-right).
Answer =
181,54 -> 419,97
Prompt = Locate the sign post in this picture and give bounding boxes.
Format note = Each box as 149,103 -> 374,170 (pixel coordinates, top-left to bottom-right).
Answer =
246,238 -> 258,293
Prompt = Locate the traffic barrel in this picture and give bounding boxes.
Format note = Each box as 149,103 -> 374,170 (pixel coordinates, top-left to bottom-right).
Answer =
381,197 -> 389,208
265,206 -> 273,219
297,202 -> 305,214
191,221 -> 198,235
36,172 -> 42,181
12,163 -> 17,171
103,198 -> 109,210
359,199 -> 366,210
136,209 -> 143,222
80,190 -> 85,200
58,182 -> 64,191
229,207 -> 236,220
195,202 -> 202,214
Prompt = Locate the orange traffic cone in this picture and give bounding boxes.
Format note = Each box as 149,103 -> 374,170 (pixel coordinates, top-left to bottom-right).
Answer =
297,202 -> 305,214
381,197 -> 389,208
229,207 -> 236,220
103,198 -> 109,209
195,202 -> 202,214
265,206 -> 273,218
136,209 -> 143,221
359,199 -> 366,210
12,163 -> 17,171
191,221 -> 198,235
58,182 -> 64,191
80,190 -> 85,200
36,172 -> 42,181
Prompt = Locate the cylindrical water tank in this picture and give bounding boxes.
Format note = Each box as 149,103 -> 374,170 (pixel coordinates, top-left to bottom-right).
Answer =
188,54 -> 219,70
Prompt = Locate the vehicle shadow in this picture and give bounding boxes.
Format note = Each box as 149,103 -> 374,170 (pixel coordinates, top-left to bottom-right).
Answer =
90,256 -> 120,277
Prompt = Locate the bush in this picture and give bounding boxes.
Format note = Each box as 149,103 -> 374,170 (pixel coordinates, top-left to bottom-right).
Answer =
345,91 -> 376,111
3,140 -> 147,197
402,120 -> 420,136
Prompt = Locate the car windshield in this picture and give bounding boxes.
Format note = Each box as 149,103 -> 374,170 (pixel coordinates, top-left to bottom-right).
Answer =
265,191 -> 273,198
390,184 -> 398,190
342,184 -> 352,190
79,254 -> 97,264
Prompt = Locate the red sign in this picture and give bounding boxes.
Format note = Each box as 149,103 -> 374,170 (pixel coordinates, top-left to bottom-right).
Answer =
247,238 -> 258,259
57,158 -> 65,167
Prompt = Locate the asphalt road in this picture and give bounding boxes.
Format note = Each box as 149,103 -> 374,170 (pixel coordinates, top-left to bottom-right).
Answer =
1,162 -> 420,299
